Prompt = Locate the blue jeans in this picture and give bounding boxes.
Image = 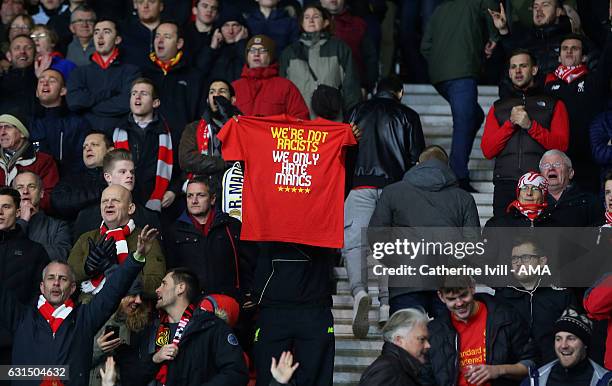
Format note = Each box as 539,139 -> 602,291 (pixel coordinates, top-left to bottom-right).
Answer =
390,291 -> 447,318
434,77 -> 485,180
399,0 -> 440,82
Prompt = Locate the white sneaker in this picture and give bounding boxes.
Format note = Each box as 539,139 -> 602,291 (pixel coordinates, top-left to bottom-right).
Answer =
352,290 -> 371,339
378,304 -> 390,327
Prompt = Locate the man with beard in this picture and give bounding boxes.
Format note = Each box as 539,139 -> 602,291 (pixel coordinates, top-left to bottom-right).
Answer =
520,308 -> 611,385
137,268 -> 248,385
179,79 -> 240,183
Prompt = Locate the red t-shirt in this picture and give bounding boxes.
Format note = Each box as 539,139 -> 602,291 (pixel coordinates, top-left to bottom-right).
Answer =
218,114 -> 356,247
451,301 -> 490,386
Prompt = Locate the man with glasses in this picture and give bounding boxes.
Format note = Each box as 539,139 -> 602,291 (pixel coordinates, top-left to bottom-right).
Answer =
494,234 -> 575,363
232,34 -> 309,119
65,5 -> 96,66
482,49 -> 569,217
539,149 -> 604,227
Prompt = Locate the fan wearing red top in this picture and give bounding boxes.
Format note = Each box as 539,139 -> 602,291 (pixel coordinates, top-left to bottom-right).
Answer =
421,277 -> 536,386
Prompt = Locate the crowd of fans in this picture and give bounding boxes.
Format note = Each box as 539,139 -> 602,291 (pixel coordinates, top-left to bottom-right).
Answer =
0,0 -> 609,385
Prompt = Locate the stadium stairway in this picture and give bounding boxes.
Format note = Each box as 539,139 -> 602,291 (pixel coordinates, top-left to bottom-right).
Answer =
332,84 -> 499,385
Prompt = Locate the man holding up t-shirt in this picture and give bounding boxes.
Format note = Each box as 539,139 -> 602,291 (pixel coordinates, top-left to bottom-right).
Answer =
421,276 -> 536,386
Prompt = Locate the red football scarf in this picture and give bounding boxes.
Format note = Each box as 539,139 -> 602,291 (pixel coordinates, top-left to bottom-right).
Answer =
554,64 -> 588,84
149,51 -> 184,76
91,47 -> 120,70
37,295 -> 74,334
155,304 -> 196,385
185,119 -> 211,182
81,219 -> 135,294
113,127 -> 173,212
605,211 -> 612,226
507,200 -> 548,221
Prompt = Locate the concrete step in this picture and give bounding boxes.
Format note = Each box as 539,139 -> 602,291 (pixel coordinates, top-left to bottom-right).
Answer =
334,323 -> 383,337
332,308 -> 380,321
404,84 -> 499,96
335,337 -> 384,351
336,281 -> 380,295
333,371 -> 361,385
471,181 -> 494,193
409,99 -> 495,115
333,294 -> 381,308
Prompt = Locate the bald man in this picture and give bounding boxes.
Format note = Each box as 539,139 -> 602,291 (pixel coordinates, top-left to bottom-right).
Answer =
68,185 -> 166,300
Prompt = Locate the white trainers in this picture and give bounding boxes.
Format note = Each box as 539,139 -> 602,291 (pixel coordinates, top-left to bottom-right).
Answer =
352,290 -> 371,339
378,304 -> 390,327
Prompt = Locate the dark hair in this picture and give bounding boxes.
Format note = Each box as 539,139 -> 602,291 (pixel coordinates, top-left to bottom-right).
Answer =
509,48 -> 537,66
85,130 -> 113,149
169,268 -> 200,304
511,233 -> 547,257
559,33 -> 588,55
299,4 -> 333,33
94,18 -> 120,36
71,4 -> 97,21
438,275 -> 475,294
604,170 -> 612,184
131,77 -> 159,100
377,75 -> 403,95
186,175 -> 218,196
7,14 -> 34,42
419,145 -> 449,164
196,0 -> 221,7
0,187 -> 21,209
156,19 -> 183,41
207,78 -> 235,97
103,149 -> 132,174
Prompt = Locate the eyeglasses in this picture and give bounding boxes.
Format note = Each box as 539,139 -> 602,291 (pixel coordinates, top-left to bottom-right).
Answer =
519,186 -> 542,193
248,47 -> 268,54
539,161 -> 563,170
511,254 -> 541,264
29,33 -> 47,40
0,124 -> 16,131
71,19 -> 96,25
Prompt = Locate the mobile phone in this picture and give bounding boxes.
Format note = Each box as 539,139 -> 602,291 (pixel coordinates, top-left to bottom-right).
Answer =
104,325 -> 120,340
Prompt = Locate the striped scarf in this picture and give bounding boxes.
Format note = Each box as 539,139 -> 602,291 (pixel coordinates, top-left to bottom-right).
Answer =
37,295 -> 74,334
605,211 -> 612,227
80,219 -> 135,294
149,50 -> 184,76
155,304 -> 196,385
113,127 -> 173,212
184,119 -> 211,184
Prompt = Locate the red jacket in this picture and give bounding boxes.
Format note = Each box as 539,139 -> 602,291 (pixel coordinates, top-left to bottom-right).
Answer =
232,63 -> 309,119
0,146 -> 59,213
584,273 -> 612,370
481,100 -> 569,159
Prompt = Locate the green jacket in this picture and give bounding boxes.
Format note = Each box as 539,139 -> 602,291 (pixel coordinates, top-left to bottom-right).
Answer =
68,227 -> 166,300
421,0 -> 499,84
279,31 -> 362,118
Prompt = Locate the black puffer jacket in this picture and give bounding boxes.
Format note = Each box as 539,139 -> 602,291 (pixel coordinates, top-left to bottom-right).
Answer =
545,184 -> 604,227
360,342 -> 424,385
348,91 -> 425,188
420,294 -> 536,386
163,210 -> 254,302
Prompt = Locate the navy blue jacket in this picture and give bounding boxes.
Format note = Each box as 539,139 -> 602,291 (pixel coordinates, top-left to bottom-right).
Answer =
29,104 -> 90,177
66,55 -> 141,131
590,110 -> 612,182
0,255 -> 143,386
245,8 -> 299,53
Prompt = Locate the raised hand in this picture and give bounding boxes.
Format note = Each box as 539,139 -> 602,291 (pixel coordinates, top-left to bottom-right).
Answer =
136,225 -> 159,257
488,3 -> 508,34
270,351 -> 299,384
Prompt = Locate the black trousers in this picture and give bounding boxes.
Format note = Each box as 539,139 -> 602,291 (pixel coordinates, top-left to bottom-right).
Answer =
253,306 -> 335,386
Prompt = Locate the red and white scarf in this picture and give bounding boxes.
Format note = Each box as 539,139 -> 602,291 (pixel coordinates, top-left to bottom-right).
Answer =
604,211 -> 612,228
554,64 -> 588,84
81,219 -> 136,294
507,200 -> 548,221
37,295 -> 74,334
184,119 -> 211,185
113,127 -> 173,212
155,304 -> 196,385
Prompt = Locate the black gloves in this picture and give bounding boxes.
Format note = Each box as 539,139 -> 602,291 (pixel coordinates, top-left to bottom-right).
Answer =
214,95 -> 243,126
84,237 -> 118,277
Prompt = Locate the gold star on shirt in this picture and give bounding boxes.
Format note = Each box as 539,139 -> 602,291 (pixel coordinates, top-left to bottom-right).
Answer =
305,188 -> 311,193
291,187 -> 298,193
284,186 -> 291,192
278,186 -> 284,192
298,187 -> 304,193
